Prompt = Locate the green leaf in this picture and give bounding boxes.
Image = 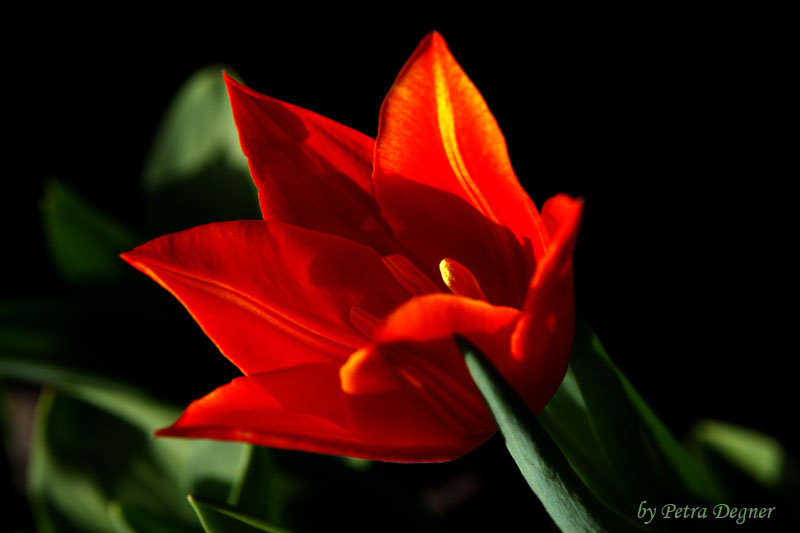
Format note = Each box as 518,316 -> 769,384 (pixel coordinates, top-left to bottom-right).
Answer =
189,494 -> 292,533
0,299 -> 149,392
228,446 -> 438,533
690,419 -> 786,489
28,384 -> 248,532
458,337 -> 644,533
227,445 -> 284,525
0,295 -> 232,400
108,499 -> 199,533
688,421 -> 800,530
41,179 -> 140,283
142,66 -> 259,232
107,501 -> 141,533
142,67 -> 248,190
0,300 -> 92,384
567,319 -> 722,504
538,368 -> 631,513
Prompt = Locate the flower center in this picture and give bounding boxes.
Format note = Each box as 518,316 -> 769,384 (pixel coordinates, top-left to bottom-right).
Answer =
439,258 -> 487,301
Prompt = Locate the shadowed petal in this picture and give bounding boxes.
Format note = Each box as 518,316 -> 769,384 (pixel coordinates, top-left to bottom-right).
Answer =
373,294 -> 519,348
341,295 -> 519,394
225,73 -> 399,254
158,364 -> 493,462
373,32 -> 546,306
341,295 -> 519,441
511,195 -> 584,413
121,221 -> 411,375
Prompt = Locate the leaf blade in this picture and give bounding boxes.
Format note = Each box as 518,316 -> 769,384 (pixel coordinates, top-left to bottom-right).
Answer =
141,66 -> 259,233
41,179 -> 140,283
27,384 -> 247,533
458,336 -> 644,533
188,494 -> 293,533
568,319 -> 722,504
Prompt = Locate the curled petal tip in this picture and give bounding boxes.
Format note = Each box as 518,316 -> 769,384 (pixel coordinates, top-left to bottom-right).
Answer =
340,347 -> 401,395
541,194 -> 584,244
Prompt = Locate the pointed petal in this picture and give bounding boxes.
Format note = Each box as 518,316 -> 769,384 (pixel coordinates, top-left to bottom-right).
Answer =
373,32 -> 545,306
121,221 -> 411,374
157,367 -> 352,449
511,195 -> 584,413
158,365 -> 491,462
225,73 -> 399,253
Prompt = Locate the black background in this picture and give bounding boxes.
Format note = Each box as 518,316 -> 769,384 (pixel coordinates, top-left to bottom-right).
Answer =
5,7 -> 795,481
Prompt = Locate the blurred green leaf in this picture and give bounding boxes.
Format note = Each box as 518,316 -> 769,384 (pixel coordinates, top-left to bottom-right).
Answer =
567,319 -> 722,506
107,501 -> 141,533
142,66 -> 259,232
459,337 -> 644,533
189,494 -> 292,533
691,419 -> 785,489
230,447 -> 439,533
142,66 -> 248,189
0,299 -> 115,387
28,384 -> 248,532
6,168 -> 238,396
41,179 -> 140,283
0,295 -> 235,402
688,421 -> 800,529
228,445 -> 284,526
108,498 -> 206,533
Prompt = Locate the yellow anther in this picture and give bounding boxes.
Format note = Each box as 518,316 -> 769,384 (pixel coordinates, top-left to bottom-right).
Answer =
439,258 -> 488,301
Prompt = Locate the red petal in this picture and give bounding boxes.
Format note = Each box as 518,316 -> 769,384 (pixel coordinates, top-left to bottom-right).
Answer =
121,221 -> 411,375
225,73 -> 399,254
341,294 -> 520,445
373,32 -> 547,307
157,367 -> 351,451
511,195 -> 584,413
158,364 -> 491,462
341,295 -> 519,397
374,294 -> 519,348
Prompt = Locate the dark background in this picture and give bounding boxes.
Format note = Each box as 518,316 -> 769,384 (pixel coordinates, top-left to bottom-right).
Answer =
5,9 -> 794,471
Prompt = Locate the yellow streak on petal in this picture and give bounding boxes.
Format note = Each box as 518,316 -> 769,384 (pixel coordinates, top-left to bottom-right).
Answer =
433,54 -> 499,224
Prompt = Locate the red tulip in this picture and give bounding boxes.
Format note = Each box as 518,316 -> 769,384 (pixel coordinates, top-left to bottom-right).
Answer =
122,31 -> 582,462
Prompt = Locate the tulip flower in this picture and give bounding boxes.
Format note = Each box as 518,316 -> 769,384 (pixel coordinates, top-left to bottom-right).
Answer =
122,31 -> 583,462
